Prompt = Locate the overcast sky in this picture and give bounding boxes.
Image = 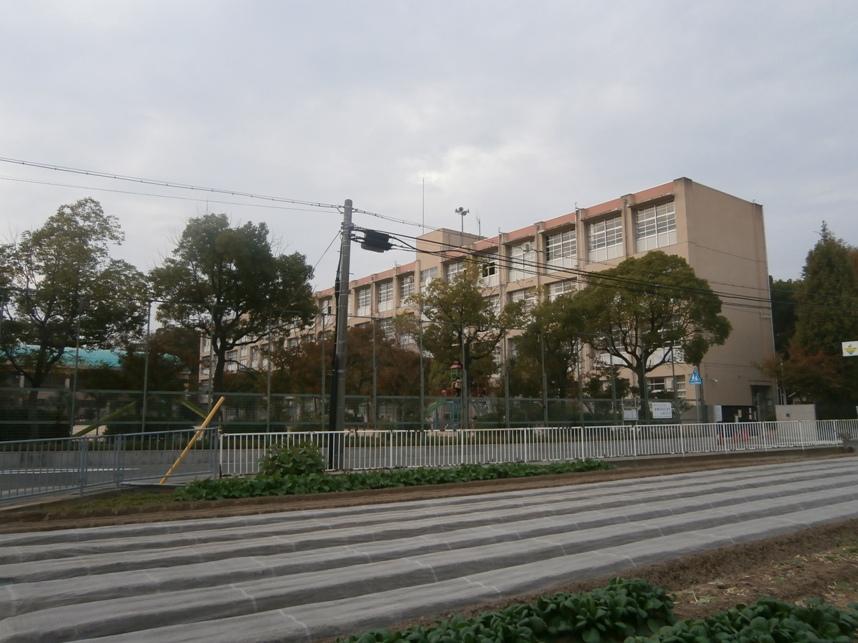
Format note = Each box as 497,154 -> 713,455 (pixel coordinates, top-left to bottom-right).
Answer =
1,0 -> 856,290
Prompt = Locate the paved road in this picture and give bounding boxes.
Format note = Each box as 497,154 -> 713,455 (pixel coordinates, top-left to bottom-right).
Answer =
1,457 -> 857,642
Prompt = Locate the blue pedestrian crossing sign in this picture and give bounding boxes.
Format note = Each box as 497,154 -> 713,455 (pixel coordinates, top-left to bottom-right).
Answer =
689,369 -> 703,385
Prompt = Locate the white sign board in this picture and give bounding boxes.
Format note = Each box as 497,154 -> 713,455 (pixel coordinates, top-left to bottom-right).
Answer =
842,341 -> 858,357
623,408 -> 638,421
650,402 -> 673,419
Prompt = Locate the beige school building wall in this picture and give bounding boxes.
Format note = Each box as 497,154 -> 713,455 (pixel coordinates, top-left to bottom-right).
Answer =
222,177 -> 777,412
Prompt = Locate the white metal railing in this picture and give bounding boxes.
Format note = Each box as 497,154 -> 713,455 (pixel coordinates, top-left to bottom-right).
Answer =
218,419 -> 854,477
3,419 -> 857,502
0,428 -> 218,502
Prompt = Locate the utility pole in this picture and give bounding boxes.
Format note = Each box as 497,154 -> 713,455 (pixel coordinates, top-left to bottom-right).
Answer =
455,206 -> 469,430
141,300 -> 152,433
418,310 -> 425,429
371,317 -> 377,429
329,199 -> 353,442
266,324 -> 273,432
69,297 -> 86,436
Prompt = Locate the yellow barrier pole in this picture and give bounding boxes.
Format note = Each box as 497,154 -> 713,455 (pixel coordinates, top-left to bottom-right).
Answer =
159,396 -> 225,485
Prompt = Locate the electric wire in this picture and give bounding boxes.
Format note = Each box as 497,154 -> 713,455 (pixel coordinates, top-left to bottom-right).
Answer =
379,230 -> 852,316
380,229 -> 776,308
0,175 -> 335,214
313,231 -> 341,273
0,156 -> 342,210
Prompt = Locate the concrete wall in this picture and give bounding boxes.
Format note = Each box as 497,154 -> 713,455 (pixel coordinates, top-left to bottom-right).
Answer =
681,179 -> 776,407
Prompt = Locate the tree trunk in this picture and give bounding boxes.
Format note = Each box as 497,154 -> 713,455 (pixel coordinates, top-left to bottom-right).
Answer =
213,345 -> 227,393
638,361 -> 650,421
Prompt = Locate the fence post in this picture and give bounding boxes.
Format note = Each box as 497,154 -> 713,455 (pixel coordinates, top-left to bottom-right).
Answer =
388,430 -> 393,469
679,423 -> 685,455
113,435 -> 123,488
459,429 -> 464,465
218,429 -> 224,478
632,425 -> 638,458
78,438 -> 88,495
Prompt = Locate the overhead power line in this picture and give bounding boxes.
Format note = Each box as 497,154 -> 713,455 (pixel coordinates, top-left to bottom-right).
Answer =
0,175 -> 334,215
376,228 -> 787,313
0,156 -> 342,211
0,158 -> 432,229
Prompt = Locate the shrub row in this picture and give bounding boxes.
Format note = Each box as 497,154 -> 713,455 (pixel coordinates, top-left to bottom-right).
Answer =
342,580 -> 858,643
174,459 -> 610,501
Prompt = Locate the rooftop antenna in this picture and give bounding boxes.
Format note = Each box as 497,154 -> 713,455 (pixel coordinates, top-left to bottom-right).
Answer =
421,177 -> 425,233
476,212 -> 481,237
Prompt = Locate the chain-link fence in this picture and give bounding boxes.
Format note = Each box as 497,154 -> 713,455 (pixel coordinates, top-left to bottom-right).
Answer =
0,387 -> 707,440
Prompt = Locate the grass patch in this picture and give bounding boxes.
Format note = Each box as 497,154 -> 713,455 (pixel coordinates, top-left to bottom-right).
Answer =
175,460 -> 611,501
5,488 -> 175,520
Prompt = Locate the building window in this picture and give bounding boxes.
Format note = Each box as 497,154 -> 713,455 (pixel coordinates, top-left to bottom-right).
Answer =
378,317 -> 395,340
356,286 -> 371,317
446,261 -> 464,282
588,215 -> 624,262
508,241 -> 535,282
545,228 -> 576,268
508,288 -> 537,310
319,297 -> 333,316
420,266 -> 438,290
484,295 -> 501,314
479,259 -> 498,287
647,375 -> 686,398
399,273 -> 415,300
547,279 -> 576,302
377,280 -> 393,312
636,201 -> 676,252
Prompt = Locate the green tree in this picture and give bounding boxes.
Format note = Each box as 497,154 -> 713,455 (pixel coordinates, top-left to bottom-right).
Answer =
81,326 -> 199,392
775,223 -> 858,402
575,251 -> 730,418
0,199 -> 147,394
793,223 -> 858,355
270,324 -> 423,396
151,213 -> 315,391
770,277 -> 799,356
508,294 -> 586,398
414,260 -> 524,400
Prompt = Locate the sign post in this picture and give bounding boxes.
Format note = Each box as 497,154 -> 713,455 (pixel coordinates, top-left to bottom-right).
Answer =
690,368 -> 703,423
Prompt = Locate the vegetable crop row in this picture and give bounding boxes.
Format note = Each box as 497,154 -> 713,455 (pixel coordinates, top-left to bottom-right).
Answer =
342,579 -> 858,642
174,459 -> 610,501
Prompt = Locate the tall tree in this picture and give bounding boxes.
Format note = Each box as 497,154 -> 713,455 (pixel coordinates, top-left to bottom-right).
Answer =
151,213 -> 315,391
770,277 -> 799,356
793,223 -> 858,355
779,223 -> 858,402
414,260 -> 524,395
269,325 -> 423,396
575,251 -> 730,417
0,199 -> 147,393
508,294 -> 586,398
